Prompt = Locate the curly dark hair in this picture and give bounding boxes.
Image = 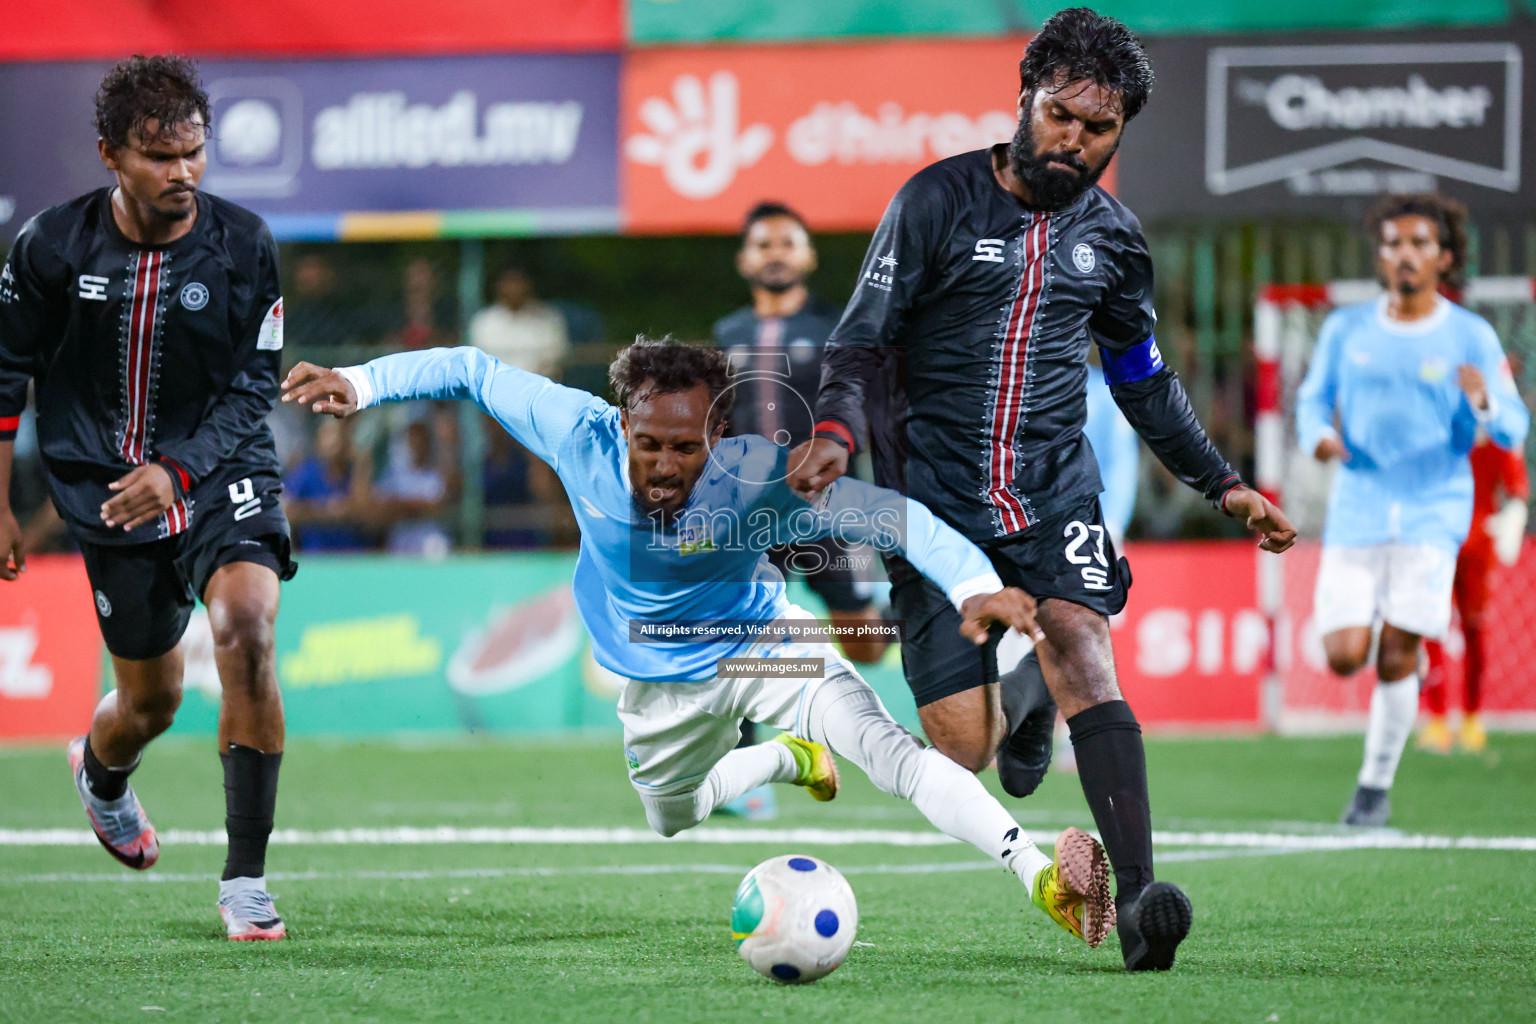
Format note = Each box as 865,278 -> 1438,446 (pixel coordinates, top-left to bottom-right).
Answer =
1365,193 -> 1470,292
1018,7 -> 1154,122
94,54 -> 209,147
609,336 -> 736,428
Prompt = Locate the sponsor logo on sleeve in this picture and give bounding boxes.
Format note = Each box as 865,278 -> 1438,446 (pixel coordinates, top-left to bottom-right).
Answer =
257,298 -> 284,351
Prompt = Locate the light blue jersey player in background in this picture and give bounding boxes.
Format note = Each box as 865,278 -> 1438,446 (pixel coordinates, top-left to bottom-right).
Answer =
282,338 -> 1121,951
1296,194 -> 1529,826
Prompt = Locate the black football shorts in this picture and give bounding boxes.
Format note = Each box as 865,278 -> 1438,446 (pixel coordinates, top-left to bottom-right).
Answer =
77,465 -> 296,661
888,496 -> 1131,707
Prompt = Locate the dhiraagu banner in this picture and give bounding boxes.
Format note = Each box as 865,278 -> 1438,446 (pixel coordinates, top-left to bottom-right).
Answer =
162,554 -> 920,738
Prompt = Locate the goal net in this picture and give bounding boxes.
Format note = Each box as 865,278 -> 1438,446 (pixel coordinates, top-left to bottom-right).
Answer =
1253,278 -> 1536,732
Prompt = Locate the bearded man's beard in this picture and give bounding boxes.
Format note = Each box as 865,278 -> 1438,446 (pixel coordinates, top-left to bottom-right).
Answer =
1007,110 -> 1117,211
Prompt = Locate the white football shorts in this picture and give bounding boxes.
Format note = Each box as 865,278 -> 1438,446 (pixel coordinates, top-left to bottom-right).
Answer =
618,603 -> 859,794
1312,543 -> 1457,639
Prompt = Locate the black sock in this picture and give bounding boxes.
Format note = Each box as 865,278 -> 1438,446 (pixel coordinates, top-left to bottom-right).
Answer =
737,720 -> 758,748
997,650 -> 1051,740
221,743 -> 282,881
1067,700 -> 1154,911
82,737 -> 134,801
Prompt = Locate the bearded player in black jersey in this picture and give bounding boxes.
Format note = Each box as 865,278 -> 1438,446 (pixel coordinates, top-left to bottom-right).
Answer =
0,56 -> 295,940
789,9 -> 1296,971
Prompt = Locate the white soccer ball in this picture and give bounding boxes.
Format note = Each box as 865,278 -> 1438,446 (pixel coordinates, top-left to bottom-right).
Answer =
730,854 -> 858,984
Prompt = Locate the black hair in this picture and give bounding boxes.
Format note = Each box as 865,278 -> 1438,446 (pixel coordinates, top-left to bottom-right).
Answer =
94,54 -> 210,147
741,201 -> 810,243
1018,8 -> 1154,122
609,336 -> 736,428
1365,193 -> 1470,292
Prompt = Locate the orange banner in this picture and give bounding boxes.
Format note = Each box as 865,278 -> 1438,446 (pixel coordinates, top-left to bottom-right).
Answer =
622,39 -> 1122,234
0,556 -> 101,742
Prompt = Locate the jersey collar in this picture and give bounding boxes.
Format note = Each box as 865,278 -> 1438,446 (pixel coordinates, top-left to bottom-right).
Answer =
1374,294 -> 1450,336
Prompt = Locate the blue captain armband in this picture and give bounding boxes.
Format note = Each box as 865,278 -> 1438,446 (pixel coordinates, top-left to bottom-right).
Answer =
1100,335 -> 1165,386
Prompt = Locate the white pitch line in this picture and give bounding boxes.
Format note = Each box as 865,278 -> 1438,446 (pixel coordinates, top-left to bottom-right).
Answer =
1,825 -> 1533,850
0,848 -> 1301,885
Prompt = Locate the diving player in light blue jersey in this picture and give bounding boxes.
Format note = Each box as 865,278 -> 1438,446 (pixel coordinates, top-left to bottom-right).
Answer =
1295,195 -> 1530,827
282,338 -> 1120,952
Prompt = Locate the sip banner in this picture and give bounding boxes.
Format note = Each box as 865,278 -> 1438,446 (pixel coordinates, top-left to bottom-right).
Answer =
621,39 -> 1086,234
0,54 -> 620,244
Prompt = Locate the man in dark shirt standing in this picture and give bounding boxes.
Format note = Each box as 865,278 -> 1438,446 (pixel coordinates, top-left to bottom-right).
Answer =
714,202 -> 888,665
0,56 -> 296,940
789,8 -> 1295,971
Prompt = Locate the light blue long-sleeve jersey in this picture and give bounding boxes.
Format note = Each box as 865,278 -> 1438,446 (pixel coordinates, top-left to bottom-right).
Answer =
1084,371 -> 1139,540
342,347 -> 1004,682
1295,298 -> 1529,551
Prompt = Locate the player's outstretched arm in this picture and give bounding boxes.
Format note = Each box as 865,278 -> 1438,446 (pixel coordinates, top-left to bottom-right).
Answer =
282,362 -> 360,418
286,348 -> 600,470
1220,484 -> 1297,553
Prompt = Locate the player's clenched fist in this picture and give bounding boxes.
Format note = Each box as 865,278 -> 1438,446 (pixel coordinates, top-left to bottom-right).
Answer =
787,437 -> 850,499
281,362 -> 358,418
959,587 -> 1045,645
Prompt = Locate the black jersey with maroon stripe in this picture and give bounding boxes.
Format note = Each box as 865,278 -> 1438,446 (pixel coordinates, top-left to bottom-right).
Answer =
0,188 -> 283,545
812,147 -> 1239,543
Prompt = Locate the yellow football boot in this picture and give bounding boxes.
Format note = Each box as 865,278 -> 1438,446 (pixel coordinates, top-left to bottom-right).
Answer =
773,734 -> 839,802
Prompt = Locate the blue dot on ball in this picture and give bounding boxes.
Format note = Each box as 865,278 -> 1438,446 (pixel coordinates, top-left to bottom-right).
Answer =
772,963 -> 802,981
788,857 -> 817,872
815,909 -> 839,937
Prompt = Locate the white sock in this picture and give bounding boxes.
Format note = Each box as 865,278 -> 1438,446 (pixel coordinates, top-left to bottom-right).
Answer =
704,741 -> 796,811
219,875 -> 267,897
1358,674 -> 1419,790
910,747 -> 1053,888
804,676 -> 1052,890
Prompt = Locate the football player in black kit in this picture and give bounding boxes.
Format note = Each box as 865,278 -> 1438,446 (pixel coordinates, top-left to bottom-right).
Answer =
713,202 -> 889,665
0,56 -> 296,940
789,9 -> 1296,971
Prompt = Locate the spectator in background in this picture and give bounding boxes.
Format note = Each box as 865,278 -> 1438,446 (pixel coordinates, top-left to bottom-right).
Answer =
713,201 -> 888,666
285,417 -> 372,552
387,257 -> 457,351
467,266 -> 568,376
480,418 -> 574,550
285,253 -> 368,350
376,415 -> 455,557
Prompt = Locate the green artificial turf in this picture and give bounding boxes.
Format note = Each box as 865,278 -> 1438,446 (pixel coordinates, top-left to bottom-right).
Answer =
2,734 -> 1533,1023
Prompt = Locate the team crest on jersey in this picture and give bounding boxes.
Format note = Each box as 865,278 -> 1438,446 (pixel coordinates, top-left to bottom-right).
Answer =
180,282 -> 209,310
257,298 -> 284,351
1071,243 -> 1096,274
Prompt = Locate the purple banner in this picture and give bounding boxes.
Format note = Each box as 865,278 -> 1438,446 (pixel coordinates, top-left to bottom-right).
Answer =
0,54 -> 620,241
